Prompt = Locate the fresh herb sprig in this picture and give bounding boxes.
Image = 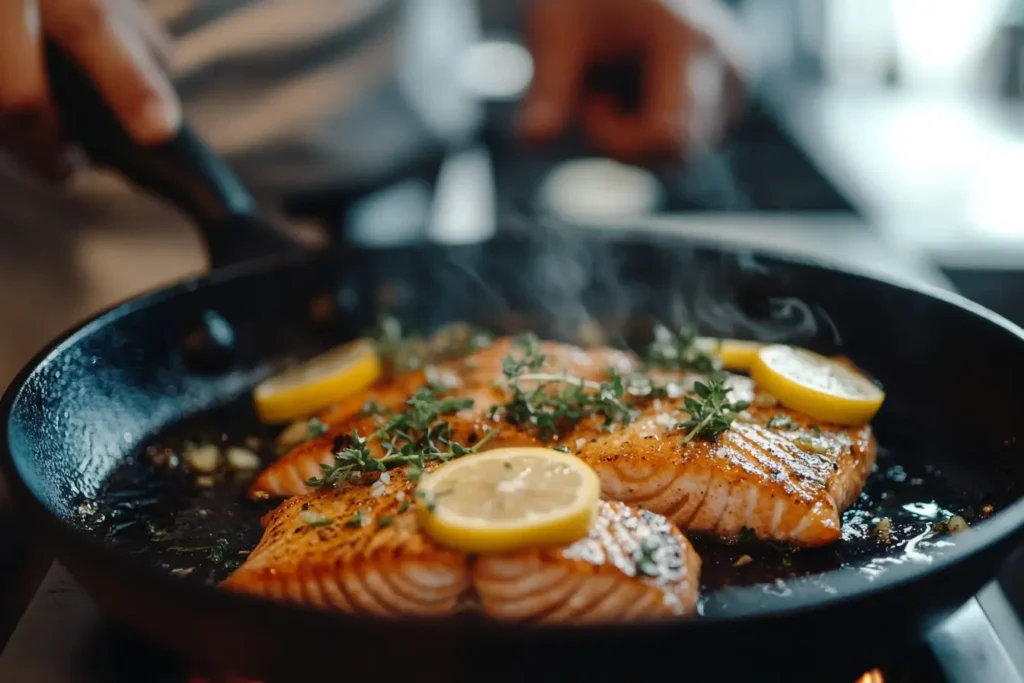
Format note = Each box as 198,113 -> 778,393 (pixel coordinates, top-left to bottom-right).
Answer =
678,379 -> 749,444
373,313 -> 493,375
501,334 -> 637,439
645,324 -> 722,374
307,386 -> 496,489
306,417 -> 328,439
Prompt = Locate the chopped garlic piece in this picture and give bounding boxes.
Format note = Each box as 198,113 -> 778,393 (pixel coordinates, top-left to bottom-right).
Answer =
184,444 -> 220,473
226,447 -> 260,470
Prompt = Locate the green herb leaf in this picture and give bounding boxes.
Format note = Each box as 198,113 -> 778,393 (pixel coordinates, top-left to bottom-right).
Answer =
306,417 -> 328,440
208,538 -> 230,564
372,314 -> 493,376
645,324 -> 722,374
677,378 -> 749,444
500,337 -> 638,439
345,510 -> 368,528
632,535 -> 665,577
300,510 -> 333,528
307,385 -> 496,490
415,487 -> 453,514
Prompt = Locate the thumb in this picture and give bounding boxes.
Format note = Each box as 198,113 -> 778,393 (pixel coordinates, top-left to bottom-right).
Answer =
518,0 -> 589,143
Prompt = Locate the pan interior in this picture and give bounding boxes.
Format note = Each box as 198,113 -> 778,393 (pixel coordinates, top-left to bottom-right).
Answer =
6,234 -> 1024,619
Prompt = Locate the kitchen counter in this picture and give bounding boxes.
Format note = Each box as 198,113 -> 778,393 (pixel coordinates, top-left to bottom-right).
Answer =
765,83 -> 1024,270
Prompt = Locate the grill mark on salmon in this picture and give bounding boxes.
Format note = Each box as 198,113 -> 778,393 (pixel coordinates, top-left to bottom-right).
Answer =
249,338 -> 876,547
223,473 -> 472,617
475,500 -> 700,622
570,378 -> 875,546
225,480 -> 701,621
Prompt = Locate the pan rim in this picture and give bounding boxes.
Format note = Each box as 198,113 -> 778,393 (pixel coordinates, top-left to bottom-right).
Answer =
3,236 -> 1024,635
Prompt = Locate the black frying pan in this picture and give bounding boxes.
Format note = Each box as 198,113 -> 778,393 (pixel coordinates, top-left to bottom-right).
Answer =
2,46 -> 1024,683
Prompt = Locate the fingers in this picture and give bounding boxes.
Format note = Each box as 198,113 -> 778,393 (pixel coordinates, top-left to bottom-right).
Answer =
582,25 -> 697,160
0,0 -> 73,181
582,95 -> 670,163
641,22 -> 694,152
518,0 -> 589,143
116,0 -> 174,71
41,0 -> 180,144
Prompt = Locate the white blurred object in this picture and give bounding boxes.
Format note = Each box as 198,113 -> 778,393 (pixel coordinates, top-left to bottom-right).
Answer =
966,133 -> 1024,237
819,0 -> 897,87
814,0 -> 1012,93
345,180 -> 434,247
427,146 -> 496,245
396,0 -> 483,142
538,159 -> 662,223
891,0 -> 1013,93
459,40 -> 534,100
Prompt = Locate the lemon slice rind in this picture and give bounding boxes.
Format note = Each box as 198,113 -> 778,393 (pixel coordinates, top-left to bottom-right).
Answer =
749,344 -> 884,426
253,338 -> 381,424
416,447 -> 601,554
696,337 -> 765,371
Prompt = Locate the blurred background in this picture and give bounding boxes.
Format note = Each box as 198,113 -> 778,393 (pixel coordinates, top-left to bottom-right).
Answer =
1,0 -> 1024,649
3,0 -> 1024,389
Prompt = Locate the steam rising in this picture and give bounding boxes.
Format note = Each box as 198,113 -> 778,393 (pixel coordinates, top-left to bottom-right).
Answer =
444,214 -> 839,351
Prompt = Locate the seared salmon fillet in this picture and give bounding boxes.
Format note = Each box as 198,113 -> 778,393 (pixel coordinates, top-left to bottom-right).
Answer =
225,475 -> 702,621
251,338 -> 876,547
223,472 -> 472,616
316,368 -> 428,426
250,338 -> 637,498
475,500 -> 701,621
570,377 -> 876,547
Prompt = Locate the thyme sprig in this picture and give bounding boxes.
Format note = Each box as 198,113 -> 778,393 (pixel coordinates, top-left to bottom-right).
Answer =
306,417 -> 328,439
678,379 -> 750,444
501,334 -> 638,439
373,313 -> 493,375
307,385 -> 496,489
645,324 -> 722,374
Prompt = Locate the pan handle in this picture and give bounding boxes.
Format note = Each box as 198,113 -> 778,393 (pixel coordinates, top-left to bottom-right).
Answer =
43,42 -> 306,270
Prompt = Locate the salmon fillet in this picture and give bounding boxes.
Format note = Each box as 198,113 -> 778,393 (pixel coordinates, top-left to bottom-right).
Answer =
316,368 -> 428,426
224,475 -> 701,621
475,500 -> 701,621
569,375 -> 876,547
250,338 -> 876,547
251,338 -> 637,498
223,472 -> 471,617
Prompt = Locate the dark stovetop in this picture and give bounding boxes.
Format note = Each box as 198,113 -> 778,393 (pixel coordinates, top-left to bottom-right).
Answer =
281,101 -> 860,240
478,102 -> 858,217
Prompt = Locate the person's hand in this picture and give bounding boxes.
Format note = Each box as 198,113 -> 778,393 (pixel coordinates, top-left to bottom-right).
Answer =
520,0 -> 751,161
0,0 -> 180,182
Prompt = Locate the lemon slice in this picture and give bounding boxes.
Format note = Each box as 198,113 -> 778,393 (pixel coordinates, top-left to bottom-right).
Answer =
254,339 -> 381,424
749,344 -> 884,426
416,447 -> 601,554
696,337 -> 764,371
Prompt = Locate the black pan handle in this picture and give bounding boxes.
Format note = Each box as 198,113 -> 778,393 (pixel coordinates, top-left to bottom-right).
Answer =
44,42 -> 306,270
